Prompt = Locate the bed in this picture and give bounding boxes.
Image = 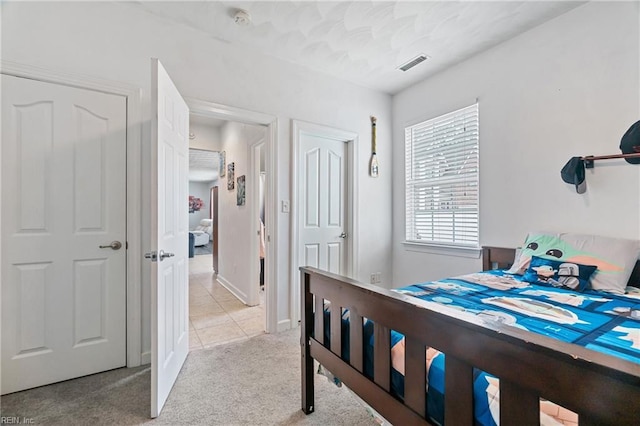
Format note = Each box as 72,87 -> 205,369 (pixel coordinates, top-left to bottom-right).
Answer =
191,218 -> 213,247
300,245 -> 640,425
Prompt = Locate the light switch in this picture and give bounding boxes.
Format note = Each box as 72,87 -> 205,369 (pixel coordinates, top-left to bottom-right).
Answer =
281,200 -> 290,213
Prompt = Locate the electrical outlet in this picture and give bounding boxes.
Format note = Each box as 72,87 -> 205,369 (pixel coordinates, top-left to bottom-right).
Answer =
375,272 -> 381,284
370,272 -> 381,284
370,273 -> 377,284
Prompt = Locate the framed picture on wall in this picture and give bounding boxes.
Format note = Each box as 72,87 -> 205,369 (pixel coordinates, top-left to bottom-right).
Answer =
237,175 -> 246,206
220,151 -> 226,177
227,162 -> 235,190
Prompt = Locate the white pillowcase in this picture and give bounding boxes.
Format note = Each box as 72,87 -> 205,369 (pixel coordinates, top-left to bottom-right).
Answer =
505,247 -> 527,274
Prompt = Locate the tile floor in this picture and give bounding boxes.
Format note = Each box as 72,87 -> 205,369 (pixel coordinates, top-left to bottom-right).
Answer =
189,254 -> 265,351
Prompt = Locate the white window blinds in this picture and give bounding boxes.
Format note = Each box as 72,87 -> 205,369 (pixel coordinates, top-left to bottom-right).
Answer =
405,103 -> 479,247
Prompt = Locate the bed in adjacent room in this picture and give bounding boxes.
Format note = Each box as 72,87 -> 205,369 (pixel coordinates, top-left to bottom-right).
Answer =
300,233 -> 640,425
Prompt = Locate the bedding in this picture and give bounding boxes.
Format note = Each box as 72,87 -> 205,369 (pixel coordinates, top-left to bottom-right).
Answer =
510,232 -> 640,294
521,255 -> 597,292
322,269 -> 640,426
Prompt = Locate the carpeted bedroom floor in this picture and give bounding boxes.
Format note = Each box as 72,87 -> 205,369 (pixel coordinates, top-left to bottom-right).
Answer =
0,329 -> 377,426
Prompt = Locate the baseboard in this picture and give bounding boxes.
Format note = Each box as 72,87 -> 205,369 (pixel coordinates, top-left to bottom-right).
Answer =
141,351 -> 151,365
277,319 -> 292,332
216,274 -> 248,304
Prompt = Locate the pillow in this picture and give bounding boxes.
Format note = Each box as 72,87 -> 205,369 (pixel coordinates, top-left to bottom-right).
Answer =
522,256 -> 597,292
510,232 -> 640,294
505,247 -> 529,275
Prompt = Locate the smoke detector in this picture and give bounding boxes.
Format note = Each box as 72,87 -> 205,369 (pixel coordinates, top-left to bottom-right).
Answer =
234,9 -> 251,26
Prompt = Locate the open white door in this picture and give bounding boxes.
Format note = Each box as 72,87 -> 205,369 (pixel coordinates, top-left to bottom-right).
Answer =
149,58 -> 190,418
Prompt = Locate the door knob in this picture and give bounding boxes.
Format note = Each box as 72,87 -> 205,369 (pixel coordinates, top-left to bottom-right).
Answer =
339,232 -> 347,239
144,251 -> 158,262
100,241 -> 122,250
158,250 -> 175,261
144,250 -> 175,262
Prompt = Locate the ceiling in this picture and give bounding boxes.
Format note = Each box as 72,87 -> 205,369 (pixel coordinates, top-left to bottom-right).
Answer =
126,1 -> 584,94
190,113 -> 227,128
189,115 -> 225,182
189,148 -> 220,182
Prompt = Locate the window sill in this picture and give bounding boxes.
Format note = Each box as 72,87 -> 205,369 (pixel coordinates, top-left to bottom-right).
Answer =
402,242 -> 482,259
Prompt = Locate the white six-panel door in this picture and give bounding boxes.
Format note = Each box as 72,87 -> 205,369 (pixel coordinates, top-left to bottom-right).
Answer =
299,133 -> 348,275
1,74 -> 127,394
150,59 -> 189,418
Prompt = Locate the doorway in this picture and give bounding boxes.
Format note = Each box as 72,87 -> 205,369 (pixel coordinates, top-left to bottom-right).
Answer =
186,106 -> 275,350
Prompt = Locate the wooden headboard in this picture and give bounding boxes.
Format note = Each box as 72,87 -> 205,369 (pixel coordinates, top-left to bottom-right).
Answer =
482,246 -> 640,288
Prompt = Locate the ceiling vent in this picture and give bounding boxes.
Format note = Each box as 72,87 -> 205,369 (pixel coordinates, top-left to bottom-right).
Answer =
398,54 -> 429,72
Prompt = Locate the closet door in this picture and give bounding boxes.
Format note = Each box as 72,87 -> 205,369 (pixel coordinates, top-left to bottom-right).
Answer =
1,74 -> 127,394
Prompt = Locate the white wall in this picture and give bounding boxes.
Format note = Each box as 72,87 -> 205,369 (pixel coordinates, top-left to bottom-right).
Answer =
392,2 -> 640,287
189,121 -> 221,152
1,1 -> 392,360
216,121 -> 265,303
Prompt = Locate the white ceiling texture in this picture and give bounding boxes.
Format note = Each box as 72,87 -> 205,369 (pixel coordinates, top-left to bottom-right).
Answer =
189,148 -> 221,182
127,1 -> 584,94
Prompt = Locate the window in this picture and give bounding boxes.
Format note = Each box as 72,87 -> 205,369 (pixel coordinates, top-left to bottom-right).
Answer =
405,103 -> 479,248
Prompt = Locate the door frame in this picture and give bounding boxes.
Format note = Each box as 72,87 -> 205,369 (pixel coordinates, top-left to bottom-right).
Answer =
247,138 -> 265,307
186,98 -> 278,333
0,60 -> 144,367
290,120 -> 359,326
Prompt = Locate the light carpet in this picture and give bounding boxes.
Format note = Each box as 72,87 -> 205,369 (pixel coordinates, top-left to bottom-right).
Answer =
0,329 -> 377,425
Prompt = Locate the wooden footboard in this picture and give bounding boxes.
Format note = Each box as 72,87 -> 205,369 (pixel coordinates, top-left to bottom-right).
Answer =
300,266 -> 640,425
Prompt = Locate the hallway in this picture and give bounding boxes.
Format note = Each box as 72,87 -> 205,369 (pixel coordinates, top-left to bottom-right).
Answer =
188,255 -> 264,350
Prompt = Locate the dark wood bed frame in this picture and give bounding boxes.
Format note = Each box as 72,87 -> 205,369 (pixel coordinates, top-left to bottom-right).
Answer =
301,246 -> 640,425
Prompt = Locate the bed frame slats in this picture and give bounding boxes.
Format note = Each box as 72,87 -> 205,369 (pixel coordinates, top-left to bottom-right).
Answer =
314,296 -> 324,345
301,271 -> 315,414
444,356 -> 474,424
500,380 -> 539,425
310,339 -> 427,425
374,323 -> 391,391
349,308 -> 364,372
405,338 -> 427,417
330,305 -> 342,356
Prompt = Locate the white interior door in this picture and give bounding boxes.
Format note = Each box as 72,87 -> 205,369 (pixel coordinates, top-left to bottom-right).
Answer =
150,59 -> 189,417
1,74 -> 127,394
299,133 -> 348,274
